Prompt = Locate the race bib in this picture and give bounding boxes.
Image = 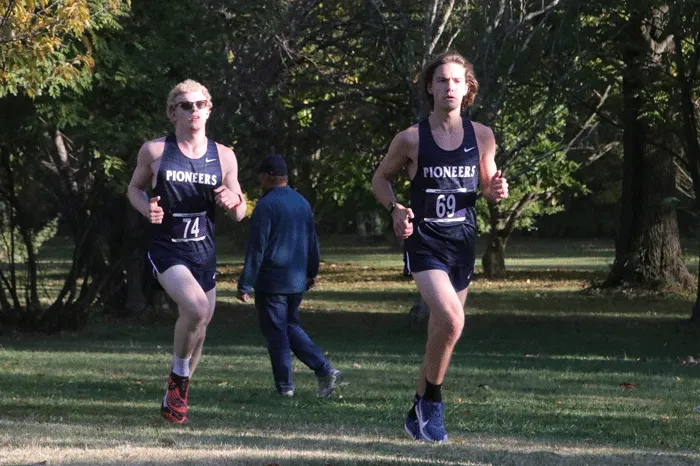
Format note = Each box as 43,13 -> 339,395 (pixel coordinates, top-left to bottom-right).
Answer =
423,188 -> 470,223
170,211 -> 208,243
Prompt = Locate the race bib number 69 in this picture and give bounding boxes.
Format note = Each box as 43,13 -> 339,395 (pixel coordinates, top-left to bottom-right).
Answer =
423,188 -> 469,223
171,211 -> 207,242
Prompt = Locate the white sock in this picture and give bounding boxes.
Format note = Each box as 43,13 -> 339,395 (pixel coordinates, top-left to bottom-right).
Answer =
164,356 -> 191,408
172,355 -> 191,378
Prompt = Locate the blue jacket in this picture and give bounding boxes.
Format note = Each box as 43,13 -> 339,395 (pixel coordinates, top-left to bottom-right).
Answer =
237,185 -> 320,294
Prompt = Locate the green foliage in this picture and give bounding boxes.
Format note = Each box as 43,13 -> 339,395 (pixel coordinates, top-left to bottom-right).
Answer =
0,0 -> 130,98
2,0 -> 699,324
0,216 -> 58,264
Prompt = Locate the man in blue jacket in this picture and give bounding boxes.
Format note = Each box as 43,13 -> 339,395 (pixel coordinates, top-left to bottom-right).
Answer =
237,154 -> 341,397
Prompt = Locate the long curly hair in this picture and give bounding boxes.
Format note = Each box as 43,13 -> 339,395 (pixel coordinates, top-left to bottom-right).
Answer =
420,51 -> 479,113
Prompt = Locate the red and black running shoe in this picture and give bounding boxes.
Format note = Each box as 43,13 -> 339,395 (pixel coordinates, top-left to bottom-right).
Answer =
161,405 -> 187,424
164,372 -> 189,417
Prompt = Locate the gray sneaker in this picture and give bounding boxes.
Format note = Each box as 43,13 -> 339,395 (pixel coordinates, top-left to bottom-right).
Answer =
317,369 -> 342,397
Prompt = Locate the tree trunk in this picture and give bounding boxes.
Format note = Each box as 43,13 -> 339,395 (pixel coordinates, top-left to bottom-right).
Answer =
692,228 -> 700,321
606,14 -> 694,290
0,269 -> 13,322
123,178 -> 151,317
607,139 -> 693,289
0,149 -> 22,314
482,234 -> 507,278
17,220 -> 39,311
672,23 -> 700,317
482,199 -> 509,278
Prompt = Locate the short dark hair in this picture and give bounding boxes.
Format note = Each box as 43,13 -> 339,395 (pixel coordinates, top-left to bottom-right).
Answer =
261,173 -> 288,188
420,51 -> 479,112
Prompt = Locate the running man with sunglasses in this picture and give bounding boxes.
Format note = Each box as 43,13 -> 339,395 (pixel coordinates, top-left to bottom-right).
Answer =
127,79 -> 247,423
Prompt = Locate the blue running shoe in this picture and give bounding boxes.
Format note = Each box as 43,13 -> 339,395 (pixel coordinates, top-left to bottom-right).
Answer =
404,408 -> 421,440
416,398 -> 448,442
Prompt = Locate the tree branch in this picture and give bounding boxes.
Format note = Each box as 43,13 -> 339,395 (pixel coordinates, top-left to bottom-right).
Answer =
426,0 -> 456,57
0,0 -> 17,34
522,0 -> 562,21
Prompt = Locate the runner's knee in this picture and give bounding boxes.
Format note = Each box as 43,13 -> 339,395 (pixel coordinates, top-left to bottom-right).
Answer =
445,313 -> 464,341
180,295 -> 211,323
431,307 -> 464,342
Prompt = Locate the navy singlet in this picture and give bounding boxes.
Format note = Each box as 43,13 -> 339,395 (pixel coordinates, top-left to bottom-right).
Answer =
404,117 -> 480,267
149,133 -> 221,269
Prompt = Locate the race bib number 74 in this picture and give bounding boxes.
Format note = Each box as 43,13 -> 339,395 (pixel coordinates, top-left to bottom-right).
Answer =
171,211 -> 207,242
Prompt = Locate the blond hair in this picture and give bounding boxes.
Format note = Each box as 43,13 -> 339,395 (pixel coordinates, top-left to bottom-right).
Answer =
420,51 -> 479,112
166,79 -> 212,117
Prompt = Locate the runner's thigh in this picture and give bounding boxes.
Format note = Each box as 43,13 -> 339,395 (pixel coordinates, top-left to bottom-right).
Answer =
157,264 -> 210,314
412,269 -> 463,319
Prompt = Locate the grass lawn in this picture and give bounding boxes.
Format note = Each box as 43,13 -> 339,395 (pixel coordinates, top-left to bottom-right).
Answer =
1,236 -> 700,465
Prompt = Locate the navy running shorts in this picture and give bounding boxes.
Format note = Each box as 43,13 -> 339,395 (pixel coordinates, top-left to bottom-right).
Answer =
404,248 -> 474,292
147,250 -> 216,293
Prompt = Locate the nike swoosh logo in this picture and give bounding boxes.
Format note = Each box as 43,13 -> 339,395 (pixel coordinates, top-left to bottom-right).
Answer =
205,158 -> 216,163
464,146 -> 476,153
420,418 -> 429,430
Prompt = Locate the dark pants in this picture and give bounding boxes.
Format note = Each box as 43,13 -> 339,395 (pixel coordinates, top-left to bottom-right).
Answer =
255,292 -> 332,392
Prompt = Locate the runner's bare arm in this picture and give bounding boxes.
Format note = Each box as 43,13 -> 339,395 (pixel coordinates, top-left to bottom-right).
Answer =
372,128 -> 418,239
127,141 -> 164,222
371,128 -> 417,210
475,123 -> 508,203
215,144 -> 247,221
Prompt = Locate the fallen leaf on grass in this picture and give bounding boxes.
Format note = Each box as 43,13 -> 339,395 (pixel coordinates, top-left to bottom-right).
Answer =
352,363 -> 361,369
620,382 -> 636,390
660,416 -> 670,422
457,398 -> 463,403
111,374 -> 125,380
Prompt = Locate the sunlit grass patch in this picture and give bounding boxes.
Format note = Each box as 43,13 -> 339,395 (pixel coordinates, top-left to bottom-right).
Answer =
2,237 -> 700,464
